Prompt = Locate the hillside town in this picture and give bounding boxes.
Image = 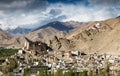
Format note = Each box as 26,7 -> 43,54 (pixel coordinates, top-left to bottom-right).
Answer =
0,37 -> 120,76
0,0 -> 120,76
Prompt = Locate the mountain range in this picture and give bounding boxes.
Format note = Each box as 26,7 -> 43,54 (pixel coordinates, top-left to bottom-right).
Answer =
0,17 -> 120,55
0,20 -> 83,48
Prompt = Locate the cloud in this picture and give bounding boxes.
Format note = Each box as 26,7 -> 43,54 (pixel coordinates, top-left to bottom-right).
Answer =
49,9 -> 62,16
88,0 -> 120,6
0,0 -> 120,30
0,0 -> 48,29
48,3 -> 120,21
0,0 -> 48,11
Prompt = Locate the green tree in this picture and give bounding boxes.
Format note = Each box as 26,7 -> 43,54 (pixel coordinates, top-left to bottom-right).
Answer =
98,70 -> 106,76
63,70 -> 74,76
7,72 -> 15,76
88,70 -> 94,76
2,59 -> 18,75
24,68 -> 30,76
81,71 -> 88,76
8,59 -> 18,72
104,61 -> 110,76
0,48 -> 18,59
54,70 -> 63,76
1,65 -> 8,74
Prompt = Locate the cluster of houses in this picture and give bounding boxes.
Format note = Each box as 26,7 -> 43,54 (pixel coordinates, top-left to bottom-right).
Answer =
1,37 -> 120,76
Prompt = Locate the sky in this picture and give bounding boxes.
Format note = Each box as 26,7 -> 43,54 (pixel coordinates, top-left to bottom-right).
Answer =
0,0 -> 120,30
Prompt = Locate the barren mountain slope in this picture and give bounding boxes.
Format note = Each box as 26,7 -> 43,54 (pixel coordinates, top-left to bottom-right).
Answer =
0,29 -> 13,45
66,18 -> 120,55
26,27 -> 59,40
1,36 -> 31,48
26,21 -> 85,41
